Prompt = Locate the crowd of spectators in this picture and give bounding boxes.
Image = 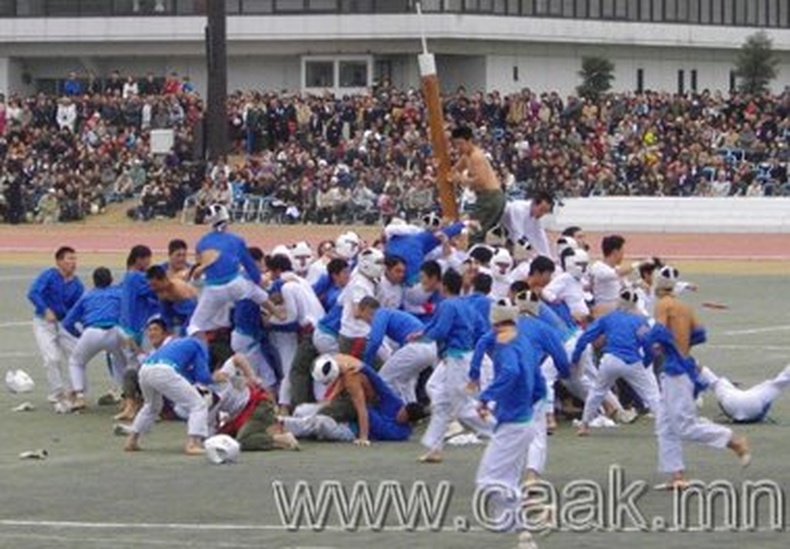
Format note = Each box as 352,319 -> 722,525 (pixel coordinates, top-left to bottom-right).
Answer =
2,70 -> 789,225
0,70 -> 200,224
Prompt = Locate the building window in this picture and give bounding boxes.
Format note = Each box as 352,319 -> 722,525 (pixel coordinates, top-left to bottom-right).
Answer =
507,0 -> 520,14
700,0 -> 711,23
723,0 -> 735,24
305,60 -> 334,88
687,0 -> 700,22
638,0 -> 651,21
614,0 -> 627,18
729,70 -> 736,92
781,0 -> 790,28
636,68 -> 644,93
307,0 -> 338,10
575,0 -> 587,17
513,65 -> 519,82
589,0 -> 601,18
339,60 -> 369,88
677,69 -> 685,94
274,0 -> 304,11
445,0 -> 463,12
652,0 -> 662,21
601,0 -> 614,18
242,0 -> 274,13
691,69 -> 698,92
665,0 -> 677,21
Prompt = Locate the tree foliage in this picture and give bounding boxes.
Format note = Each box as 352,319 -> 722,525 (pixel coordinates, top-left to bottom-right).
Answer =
735,31 -> 778,95
577,56 -> 615,101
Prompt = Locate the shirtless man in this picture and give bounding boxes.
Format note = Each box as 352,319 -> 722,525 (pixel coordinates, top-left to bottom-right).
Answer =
650,266 -> 750,490
451,126 -> 505,245
146,265 -> 198,335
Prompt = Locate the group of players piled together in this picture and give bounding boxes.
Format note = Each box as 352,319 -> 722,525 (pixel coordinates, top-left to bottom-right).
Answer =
27,193 -> 790,533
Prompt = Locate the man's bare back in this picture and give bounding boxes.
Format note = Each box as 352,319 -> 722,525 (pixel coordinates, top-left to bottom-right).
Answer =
655,293 -> 700,357
155,277 -> 198,303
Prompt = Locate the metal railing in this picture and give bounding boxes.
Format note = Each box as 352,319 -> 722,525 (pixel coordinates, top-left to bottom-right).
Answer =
0,0 -> 786,29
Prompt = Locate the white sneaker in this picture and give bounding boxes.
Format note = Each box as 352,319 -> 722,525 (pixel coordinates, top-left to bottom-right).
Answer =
615,408 -> 638,424
113,423 -> 134,436
53,400 -> 72,414
517,531 -> 539,549
443,420 -> 465,440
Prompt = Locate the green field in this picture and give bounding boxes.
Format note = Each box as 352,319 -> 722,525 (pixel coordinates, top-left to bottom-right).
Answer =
1,263 -> 788,549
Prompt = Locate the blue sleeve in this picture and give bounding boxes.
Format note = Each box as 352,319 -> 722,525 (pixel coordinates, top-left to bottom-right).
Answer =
362,311 -> 388,366
441,221 -> 465,240
540,325 -> 571,378
469,331 -> 495,382
67,279 -> 85,310
690,326 -> 707,347
237,238 -> 262,285
418,231 -> 441,255
191,344 -> 213,385
27,271 -> 50,317
312,274 -> 331,298
422,302 -> 452,342
479,347 -> 519,404
571,318 -> 605,365
61,296 -> 85,337
363,365 -> 403,414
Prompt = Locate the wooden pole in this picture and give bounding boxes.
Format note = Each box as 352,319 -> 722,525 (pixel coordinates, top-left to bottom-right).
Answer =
417,4 -> 457,221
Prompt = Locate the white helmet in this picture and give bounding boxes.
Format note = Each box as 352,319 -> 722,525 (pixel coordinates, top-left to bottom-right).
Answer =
312,354 -> 340,384
656,265 -> 680,291
357,247 -> 385,281
556,236 -> 579,256
336,232 -> 362,260
565,249 -> 589,280
491,247 -> 513,278
489,297 -> 520,326
290,241 -> 314,275
619,288 -> 639,309
486,224 -> 509,247
204,434 -> 241,465
514,289 -> 541,317
5,369 -> 35,393
271,244 -> 291,259
422,212 -> 442,230
205,204 -> 230,229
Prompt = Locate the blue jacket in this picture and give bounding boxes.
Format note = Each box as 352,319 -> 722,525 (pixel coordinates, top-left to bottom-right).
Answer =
144,337 -> 212,385
196,230 -> 261,285
572,309 -> 653,366
646,323 -> 707,384
313,274 -> 343,311
62,285 -> 122,337
479,338 -> 544,424
470,316 -> 570,382
359,365 -> 411,441
318,303 -> 342,336
119,270 -> 161,338
421,296 -> 474,356
385,222 -> 465,285
27,268 -> 84,320
161,297 -> 197,336
362,309 -> 424,365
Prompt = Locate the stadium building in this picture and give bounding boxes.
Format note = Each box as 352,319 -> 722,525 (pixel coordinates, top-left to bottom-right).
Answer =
0,0 -> 788,97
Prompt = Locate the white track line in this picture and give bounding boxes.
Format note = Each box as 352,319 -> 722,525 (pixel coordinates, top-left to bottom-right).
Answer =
0,321 -> 32,329
0,519 -> 474,534
724,324 -> 790,336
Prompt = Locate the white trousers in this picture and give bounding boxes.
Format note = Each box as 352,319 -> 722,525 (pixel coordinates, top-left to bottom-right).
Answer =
582,354 -> 661,424
131,364 -> 208,438
476,420 -> 537,532
282,414 -> 355,442
422,354 -> 493,451
379,341 -> 437,403
656,373 -> 732,474
269,331 -> 298,406
231,331 -> 278,390
561,334 -> 623,413
33,317 -> 77,398
312,329 -> 339,355
68,327 -> 128,394
526,401 -> 548,474
188,276 -> 268,334
700,365 -> 790,422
